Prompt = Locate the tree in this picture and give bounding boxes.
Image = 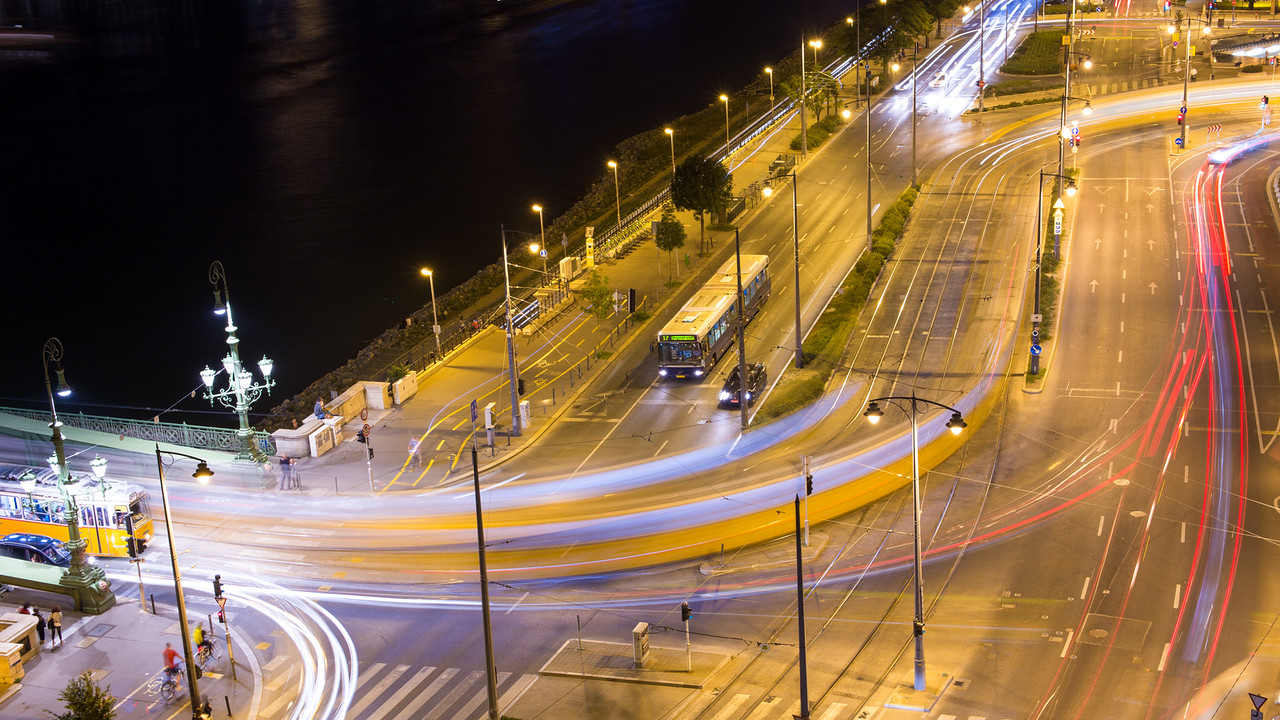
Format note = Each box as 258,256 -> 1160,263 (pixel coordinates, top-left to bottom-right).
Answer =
580,270 -> 613,320
653,202 -> 687,282
49,671 -> 115,720
671,156 -> 734,254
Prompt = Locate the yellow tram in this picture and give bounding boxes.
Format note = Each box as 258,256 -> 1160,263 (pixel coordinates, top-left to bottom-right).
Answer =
0,464 -> 154,557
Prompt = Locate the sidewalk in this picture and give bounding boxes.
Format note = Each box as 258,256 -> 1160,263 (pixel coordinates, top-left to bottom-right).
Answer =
0,588 -> 255,720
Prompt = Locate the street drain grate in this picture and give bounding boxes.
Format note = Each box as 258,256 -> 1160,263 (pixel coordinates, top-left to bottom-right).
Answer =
84,624 -> 114,638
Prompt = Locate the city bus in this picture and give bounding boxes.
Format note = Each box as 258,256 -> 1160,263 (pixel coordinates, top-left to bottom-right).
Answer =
0,464 -> 154,558
657,254 -> 770,379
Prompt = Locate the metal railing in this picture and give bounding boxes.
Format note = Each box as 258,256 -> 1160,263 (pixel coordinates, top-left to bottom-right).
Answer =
0,407 -> 276,457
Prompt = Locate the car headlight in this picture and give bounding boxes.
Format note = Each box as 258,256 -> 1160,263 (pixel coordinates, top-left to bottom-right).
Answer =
694,369 -> 704,377
658,369 -> 667,377
719,391 -> 732,401
744,392 -> 751,401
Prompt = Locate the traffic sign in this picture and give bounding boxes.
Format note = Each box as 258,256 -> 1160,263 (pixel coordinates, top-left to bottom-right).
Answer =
1175,137 -> 1184,147
216,597 -> 227,611
1250,692 -> 1266,719
540,249 -> 547,258
1180,106 -> 1187,114
1031,344 -> 1042,356
360,408 -> 369,421
470,399 -> 478,423
362,422 -> 371,435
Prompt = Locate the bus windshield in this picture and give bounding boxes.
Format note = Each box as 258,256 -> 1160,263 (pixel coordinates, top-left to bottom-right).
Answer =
659,341 -> 702,364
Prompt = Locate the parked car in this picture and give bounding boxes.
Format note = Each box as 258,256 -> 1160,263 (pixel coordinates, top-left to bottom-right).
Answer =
718,363 -> 767,408
0,533 -> 92,567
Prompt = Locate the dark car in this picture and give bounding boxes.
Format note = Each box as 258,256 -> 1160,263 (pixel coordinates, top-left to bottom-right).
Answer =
0,533 -> 89,567
718,363 -> 767,408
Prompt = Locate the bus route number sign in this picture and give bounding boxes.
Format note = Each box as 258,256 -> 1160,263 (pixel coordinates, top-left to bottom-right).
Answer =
662,334 -> 696,342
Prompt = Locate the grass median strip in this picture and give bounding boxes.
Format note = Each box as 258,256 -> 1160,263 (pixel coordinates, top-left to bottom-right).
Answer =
756,185 -> 920,422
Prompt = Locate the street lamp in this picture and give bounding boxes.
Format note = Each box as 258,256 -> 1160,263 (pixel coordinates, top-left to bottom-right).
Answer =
499,227 -> 529,438
1172,16 -> 1212,151
863,394 -> 966,692
764,67 -> 774,109
532,204 -> 547,285
607,160 -> 621,229
663,128 -> 676,180
40,338 -> 115,614
529,242 -> 549,285
200,261 -> 275,463
419,268 -> 442,360
719,94 -> 731,154
762,167 -> 803,369
154,446 -> 215,720
808,38 -> 822,69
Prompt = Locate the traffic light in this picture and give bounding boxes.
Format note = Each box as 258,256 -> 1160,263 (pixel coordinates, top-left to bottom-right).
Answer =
217,610 -> 225,624
1264,95 -> 1271,107
1176,112 -> 1184,125
1073,136 -> 1082,148
213,574 -> 223,599
126,537 -> 139,558
518,378 -> 526,395
680,602 -> 692,622
805,473 -> 814,496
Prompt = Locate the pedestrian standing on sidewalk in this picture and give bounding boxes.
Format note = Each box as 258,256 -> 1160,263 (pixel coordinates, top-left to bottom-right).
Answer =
32,608 -> 45,645
17,603 -> 30,615
48,606 -> 62,647
289,457 -> 300,489
279,455 -> 291,488
408,436 -> 421,469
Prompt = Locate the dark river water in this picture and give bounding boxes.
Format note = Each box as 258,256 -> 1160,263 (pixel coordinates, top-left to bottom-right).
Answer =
0,0 -> 851,425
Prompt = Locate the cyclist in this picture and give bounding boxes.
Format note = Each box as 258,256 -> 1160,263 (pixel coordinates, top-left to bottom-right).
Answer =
163,642 -> 181,681
193,622 -> 211,656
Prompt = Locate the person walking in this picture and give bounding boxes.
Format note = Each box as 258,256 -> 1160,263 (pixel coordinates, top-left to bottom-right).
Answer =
289,457 -> 300,489
48,606 -> 63,647
407,436 -> 421,469
279,455 -> 291,488
32,608 -> 45,646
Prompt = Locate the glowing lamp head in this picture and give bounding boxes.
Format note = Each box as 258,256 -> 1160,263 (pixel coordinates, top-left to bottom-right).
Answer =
90,454 -> 107,480
762,186 -> 773,198
1066,181 -> 1078,197
257,355 -> 274,378
420,268 -> 432,277
764,67 -> 772,76
200,365 -> 217,388
192,461 -> 215,484
946,412 -> 967,435
54,368 -> 72,397
607,160 -> 617,169
863,401 -> 884,424
842,108 -> 852,119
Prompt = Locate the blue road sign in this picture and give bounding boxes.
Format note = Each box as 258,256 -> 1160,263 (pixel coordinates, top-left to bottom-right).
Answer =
1175,137 -> 1184,147
1030,344 -> 1042,356
470,399 -> 478,423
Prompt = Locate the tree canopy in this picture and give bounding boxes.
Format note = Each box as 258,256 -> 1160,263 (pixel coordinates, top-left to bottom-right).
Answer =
671,156 -> 733,254
49,672 -> 115,720
653,202 -> 687,282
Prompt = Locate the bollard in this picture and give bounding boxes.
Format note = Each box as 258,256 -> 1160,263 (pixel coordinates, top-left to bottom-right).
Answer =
149,594 -> 156,615
335,477 -> 340,495
225,695 -> 232,717
552,388 -> 556,405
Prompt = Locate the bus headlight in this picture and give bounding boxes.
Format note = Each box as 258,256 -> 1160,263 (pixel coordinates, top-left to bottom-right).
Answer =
694,369 -> 704,377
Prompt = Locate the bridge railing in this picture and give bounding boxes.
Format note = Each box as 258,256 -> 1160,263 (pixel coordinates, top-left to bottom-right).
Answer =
0,407 -> 276,457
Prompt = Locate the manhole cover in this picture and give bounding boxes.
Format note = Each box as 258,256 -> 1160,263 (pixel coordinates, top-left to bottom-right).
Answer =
1114,478 -> 1130,486
1089,628 -> 1109,639
84,624 -> 114,638
1130,510 -> 1147,518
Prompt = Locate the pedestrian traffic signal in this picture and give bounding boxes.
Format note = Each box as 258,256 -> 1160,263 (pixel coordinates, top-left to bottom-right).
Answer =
213,574 -> 223,599
1176,112 -> 1184,125
518,378 -> 526,395
217,611 -> 225,624
126,537 -> 139,558
681,602 -> 692,622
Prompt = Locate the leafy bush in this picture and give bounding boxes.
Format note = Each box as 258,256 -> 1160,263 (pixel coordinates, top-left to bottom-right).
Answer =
1242,64 -> 1264,74
1001,30 -> 1067,75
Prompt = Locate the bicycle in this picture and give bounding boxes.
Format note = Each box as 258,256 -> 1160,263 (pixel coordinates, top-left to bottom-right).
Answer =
195,636 -> 221,670
160,665 -> 185,701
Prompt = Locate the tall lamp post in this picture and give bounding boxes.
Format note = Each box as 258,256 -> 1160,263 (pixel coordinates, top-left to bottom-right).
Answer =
40,338 -> 115,614
531,204 -> 548,286
607,160 -> 621,229
719,94 -> 731,155
663,128 -> 676,180
419,268 -> 443,360
500,227 -> 527,438
764,168 -> 803,369
154,446 -> 215,720
764,67 -> 774,109
200,261 -> 275,463
863,395 -> 966,691
1170,17 -> 1211,152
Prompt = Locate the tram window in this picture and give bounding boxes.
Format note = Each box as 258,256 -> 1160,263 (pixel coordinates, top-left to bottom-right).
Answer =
0,495 -> 20,520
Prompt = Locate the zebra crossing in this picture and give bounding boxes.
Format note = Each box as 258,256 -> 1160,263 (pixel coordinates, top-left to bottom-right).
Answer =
703,694 -> 1011,720
346,662 -> 537,720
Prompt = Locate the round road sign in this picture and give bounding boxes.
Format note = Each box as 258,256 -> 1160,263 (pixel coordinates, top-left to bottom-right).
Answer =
362,423 -> 371,435
1030,344 -> 1042,356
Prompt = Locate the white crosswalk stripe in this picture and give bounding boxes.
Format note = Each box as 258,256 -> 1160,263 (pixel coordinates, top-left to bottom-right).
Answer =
346,663 -> 538,720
